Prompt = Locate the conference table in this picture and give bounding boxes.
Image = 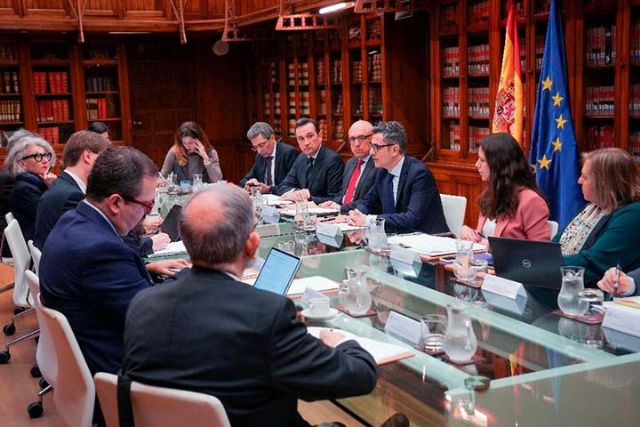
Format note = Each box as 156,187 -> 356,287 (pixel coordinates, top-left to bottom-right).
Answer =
155,222 -> 640,426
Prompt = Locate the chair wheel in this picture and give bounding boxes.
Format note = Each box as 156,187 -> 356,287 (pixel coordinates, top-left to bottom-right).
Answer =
31,365 -> 42,378
27,401 -> 43,418
39,378 -> 49,389
13,307 -> 25,315
3,323 -> 15,336
0,351 -> 10,363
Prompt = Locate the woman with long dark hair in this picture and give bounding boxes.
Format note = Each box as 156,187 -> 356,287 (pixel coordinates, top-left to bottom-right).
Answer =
460,132 -> 550,244
160,121 -> 222,183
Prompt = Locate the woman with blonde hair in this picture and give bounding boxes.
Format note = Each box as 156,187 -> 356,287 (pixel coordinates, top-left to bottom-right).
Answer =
160,121 -> 222,183
556,147 -> 640,286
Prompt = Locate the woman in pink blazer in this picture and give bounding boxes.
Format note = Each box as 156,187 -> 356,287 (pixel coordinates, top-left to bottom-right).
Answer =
460,133 -> 550,244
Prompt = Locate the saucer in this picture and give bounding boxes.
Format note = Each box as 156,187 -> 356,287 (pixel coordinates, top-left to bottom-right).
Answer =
302,307 -> 339,321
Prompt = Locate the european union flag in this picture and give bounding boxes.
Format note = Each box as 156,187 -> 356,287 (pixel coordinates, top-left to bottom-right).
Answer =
529,0 -> 584,230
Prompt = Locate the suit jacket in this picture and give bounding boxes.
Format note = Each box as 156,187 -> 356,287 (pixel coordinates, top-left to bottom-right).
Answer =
9,172 -> 48,244
355,156 -> 449,234
273,145 -> 345,204
122,267 -> 378,427
562,202 -> 640,286
476,188 -> 550,241
40,201 -> 153,374
0,170 -> 16,257
33,171 -> 85,249
334,156 -> 377,213
239,141 -> 299,187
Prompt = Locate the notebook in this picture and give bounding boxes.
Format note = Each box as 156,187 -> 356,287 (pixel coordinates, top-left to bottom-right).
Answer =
253,248 -> 302,295
489,236 -> 563,289
160,205 -> 182,242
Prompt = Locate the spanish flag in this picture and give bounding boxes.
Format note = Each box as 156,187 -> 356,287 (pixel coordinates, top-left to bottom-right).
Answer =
492,0 -> 524,144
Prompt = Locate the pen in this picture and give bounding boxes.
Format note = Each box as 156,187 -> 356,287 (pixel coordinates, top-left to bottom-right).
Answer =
613,262 -> 621,298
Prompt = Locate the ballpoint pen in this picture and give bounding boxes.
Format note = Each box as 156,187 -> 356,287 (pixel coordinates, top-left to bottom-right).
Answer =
613,262 -> 621,298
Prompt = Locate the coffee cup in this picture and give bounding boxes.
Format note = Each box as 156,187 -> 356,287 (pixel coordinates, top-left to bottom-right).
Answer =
308,297 -> 330,316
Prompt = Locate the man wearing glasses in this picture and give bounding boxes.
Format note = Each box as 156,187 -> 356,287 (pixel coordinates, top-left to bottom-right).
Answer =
240,122 -> 298,193
320,120 -> 377,212
39,147 -> 188,376
346,121 -> 449,234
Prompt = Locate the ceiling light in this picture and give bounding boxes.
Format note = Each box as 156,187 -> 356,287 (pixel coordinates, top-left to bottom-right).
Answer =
319,2 -> 354,14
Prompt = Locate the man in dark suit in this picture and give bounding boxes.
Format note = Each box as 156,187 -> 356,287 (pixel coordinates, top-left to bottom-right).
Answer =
122,184 -> 377,427
347,121 -> 449,234
240,121 -> 298,193
272,118 -> 344,204
39,147 -> 188,375
33,131 -> 110,249
321,120 -> 376,213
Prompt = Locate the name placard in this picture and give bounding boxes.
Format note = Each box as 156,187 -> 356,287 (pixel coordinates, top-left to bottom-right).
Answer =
602,302 -> 640,337
262,205 -> 279,224
390,246 -> 420,265
384,311 -> 422,345
482,274 -> 526,300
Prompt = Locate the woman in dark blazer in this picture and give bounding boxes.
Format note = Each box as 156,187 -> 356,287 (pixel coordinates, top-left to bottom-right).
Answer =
555,148 -> 640,286
7,136 -> 57,243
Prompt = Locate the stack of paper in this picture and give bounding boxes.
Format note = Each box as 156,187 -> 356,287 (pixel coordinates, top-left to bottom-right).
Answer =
262,194 -> 292,206
280,207 -> 339,216
614,296 -> 640,310
288,276 -> 340,296
388,234 -> 485,256
147,241 -> 187,258
307,327 -> 414,365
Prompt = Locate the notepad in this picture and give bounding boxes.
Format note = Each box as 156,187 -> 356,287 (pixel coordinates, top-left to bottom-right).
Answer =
387,234 -> 485,256
262,194 -> 292,206
288,276 -> 340,296
307,327 -> 414,365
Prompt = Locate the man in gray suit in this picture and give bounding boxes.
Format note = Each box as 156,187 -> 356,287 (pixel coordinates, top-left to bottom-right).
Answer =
320,120 -> 376,213
598,267 -> 640,296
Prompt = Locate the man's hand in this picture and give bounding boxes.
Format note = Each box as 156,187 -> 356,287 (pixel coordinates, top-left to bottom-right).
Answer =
598,267 -> 632,295
320,201 -> 341,210
319,330 -> 346,348
151,233 -> 171,251
244,179 -> 271,194
347,209 -> 366,227
281,189 -> 310,202
146,259 -> 191,276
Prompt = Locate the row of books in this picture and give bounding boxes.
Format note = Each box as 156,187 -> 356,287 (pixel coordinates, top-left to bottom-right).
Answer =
1,71 -> 19,94
318,119 -> 328,143
630,131 -> 640,163
318,89 -> 327,115
585,86 -> 615,116
467,1 -> 490,25
632,21 -> 640,63
333,93 -> 343,114
351,60 -> 362,83
36,99 -> 70,122
287,62 -> 309,87
85,98 -> 110,120
447,121 -> 461,151
535,35 -> 545,70
0,44 -> 17,61
33,71 -> 69,94
468,125 -> 491,153
316,60 -> 324,83
586,125 -> 615,150
369,87 -> 383,115
440,4 -> 458,33
37,126 -> 60,145
333,117 -> 344,140
288,91 -> 310,116
585,24 -> 616,66
630,84 -> 640,116
442,87 -> 460,116
332,59 -> 342,84
467,44 -> 490,75
85,76 -> 117,92
263,92 -> 281,116
0,99 -> 21,123
468,87 -> 490,118
369,53 -> 382,82
269,62 -> 278,85
442,47 -> 460,77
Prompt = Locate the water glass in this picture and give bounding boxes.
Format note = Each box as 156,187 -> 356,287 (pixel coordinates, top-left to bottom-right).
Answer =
469,258 -> 488,286
192,173 -> 203,191
578,288 -> 605,320
294,201 -> 309,230
420,314 -> 447,354
277,239 -> 295,254
453,240 -> 474,281
368,217 -> 388,250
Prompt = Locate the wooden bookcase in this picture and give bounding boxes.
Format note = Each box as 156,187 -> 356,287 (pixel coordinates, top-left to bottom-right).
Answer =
250,12 -> 429,157
0,37 -> 130,152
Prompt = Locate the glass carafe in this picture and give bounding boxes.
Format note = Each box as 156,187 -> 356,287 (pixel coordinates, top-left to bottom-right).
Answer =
443,303 -> 478,364
345,266 -> 372,316
557,266 -> 588,315
367,217 -> 388,250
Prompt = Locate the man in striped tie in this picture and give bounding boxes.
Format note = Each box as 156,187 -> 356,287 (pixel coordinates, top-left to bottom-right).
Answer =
320,120 -> 377,213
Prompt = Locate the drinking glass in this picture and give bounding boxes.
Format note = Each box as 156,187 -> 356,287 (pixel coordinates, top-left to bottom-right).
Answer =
294,201 -> 309,230
578,288 -> 605,321
420,314 -> 447,354
453,240 -> 474,281
277,240 -> 295,254
368,217 -> 388,250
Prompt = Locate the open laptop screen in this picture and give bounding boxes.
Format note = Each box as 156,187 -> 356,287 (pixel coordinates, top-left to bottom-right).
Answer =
253,248 -> 301,295
160,205 -> 182,242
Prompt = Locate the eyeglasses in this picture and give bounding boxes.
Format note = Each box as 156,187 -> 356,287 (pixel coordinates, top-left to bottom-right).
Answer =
22,152 -> 52,163
251,140 -> 269,152
369,143 -> 396,153
348,134 -> 372,144
123,197 -> 155,215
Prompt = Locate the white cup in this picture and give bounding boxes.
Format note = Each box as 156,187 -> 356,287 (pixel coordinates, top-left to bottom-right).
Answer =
308,297 -> 330,316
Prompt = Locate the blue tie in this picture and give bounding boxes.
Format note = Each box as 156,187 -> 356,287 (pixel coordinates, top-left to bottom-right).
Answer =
381,173 -> 395,214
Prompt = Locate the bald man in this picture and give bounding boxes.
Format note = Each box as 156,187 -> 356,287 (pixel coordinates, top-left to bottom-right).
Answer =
121,184 -> 377,427
321,120 -> 377,213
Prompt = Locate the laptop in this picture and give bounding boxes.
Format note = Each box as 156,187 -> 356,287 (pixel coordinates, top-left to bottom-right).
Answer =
253,248 -> 302,296
160,205 -> 182,242
489,236 -> 563,289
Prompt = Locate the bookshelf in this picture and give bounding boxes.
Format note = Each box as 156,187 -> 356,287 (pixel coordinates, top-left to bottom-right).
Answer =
81,43 -> 123,142
0,41 -> 23,134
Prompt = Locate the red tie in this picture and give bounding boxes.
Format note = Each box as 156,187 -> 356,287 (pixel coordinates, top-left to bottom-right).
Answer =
343,159 -> 363,205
